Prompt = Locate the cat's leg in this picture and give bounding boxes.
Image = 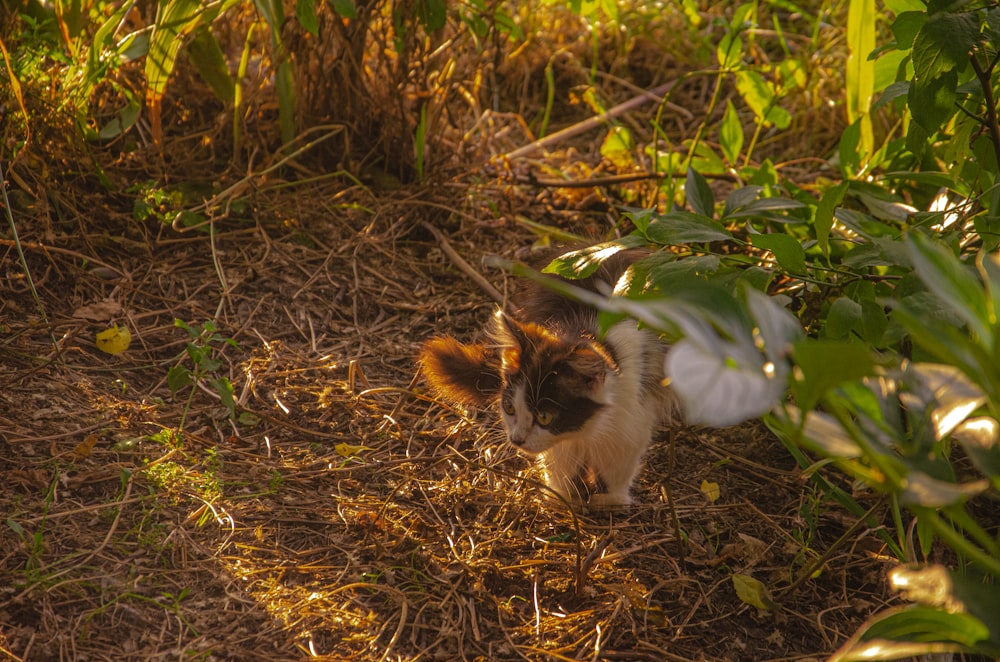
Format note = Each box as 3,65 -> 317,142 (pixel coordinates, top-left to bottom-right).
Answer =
538,443 -> 589,505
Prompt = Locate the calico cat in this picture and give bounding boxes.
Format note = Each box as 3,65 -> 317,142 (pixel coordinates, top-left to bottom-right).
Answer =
419,249 -> 679,508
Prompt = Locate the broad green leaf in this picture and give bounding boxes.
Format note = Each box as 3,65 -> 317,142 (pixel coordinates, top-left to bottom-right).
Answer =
723,197 -> 807,218
825,297 -> 863,339
834,607 -> 992,660
685,167 -> 715,218
330,0 -> 358,19
667,332 -> 786,427
167,365 -> 192,395
722,185 -> 763,219
209,376 -> 236,417
735,70 -> 791,129
860,299 -> 888,346
908,362 -> 986,439
951,418 -> 1000,488
872,80 -> 911,111
890,11 -> 927,50
750,233 -> 807,274
794,408 -> 863,457
815,181 -> 848,257
977,251 -> 1000,326
417,0 -> 447,31
296,0 -> 319,36
646,212 -> 732,244
542,235 -> 648,279
645,255 -> 721,290
839,119 -> 862,175
792,340 -> 876,411
744,286 -> 803,358
846,0 -> 875,156
900,471 -> 988,507
912,12 -> 979,81
187,29 -> 234,103
908,70 -> 957,134
96,97 -> 140,139
145,0 -> 207,145
719,100 -> 744,165
906,232 -> 991,345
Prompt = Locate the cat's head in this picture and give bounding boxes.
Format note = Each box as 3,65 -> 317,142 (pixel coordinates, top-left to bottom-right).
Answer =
420,310 -> 617,455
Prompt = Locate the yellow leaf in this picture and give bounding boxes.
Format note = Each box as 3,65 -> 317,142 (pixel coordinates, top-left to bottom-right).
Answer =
732,573 -> 778,611
335,442 -> 375,458
700,479 -> 721,503
96,324 -> 131,355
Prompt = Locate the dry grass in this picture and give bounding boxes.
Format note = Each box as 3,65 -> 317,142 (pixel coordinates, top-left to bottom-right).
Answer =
0,3 -> 893,659
0,172 -> 893,660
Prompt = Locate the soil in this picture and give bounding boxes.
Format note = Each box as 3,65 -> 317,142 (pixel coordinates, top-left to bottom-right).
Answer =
0,10 -> 895,658
0,159 -> 895,660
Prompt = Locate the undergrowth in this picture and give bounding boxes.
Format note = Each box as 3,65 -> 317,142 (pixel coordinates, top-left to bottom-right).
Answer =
3,0 -> 998,659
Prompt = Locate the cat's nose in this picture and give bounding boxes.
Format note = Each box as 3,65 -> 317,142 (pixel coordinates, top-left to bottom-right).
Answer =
508,434 -> 526,447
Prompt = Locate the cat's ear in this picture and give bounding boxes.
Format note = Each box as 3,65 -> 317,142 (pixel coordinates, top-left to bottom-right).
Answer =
419,336 -> 502,406
563,342 -> 617,394
494,309 -> 528,347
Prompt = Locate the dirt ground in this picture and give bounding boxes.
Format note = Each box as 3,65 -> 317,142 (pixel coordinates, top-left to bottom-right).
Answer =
0,148 -> 898,660
0,6 -> 900,653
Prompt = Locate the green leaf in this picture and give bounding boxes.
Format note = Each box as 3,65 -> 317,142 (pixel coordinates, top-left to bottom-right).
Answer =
735,70 -> 791,129
860,299 -> 889,346
846,0 -> 875,154
296,0 -> 319,36
167,365 -> 192,395
952,417 -> 1000,488
416,0 -> 447,31
815,181 -> 848,257
600,126 -> 635,170
723,197 -> 807,218
906,232 -> 991,346
685,168 -> 715,218
145,0 -> 209,144
792,340 -> 876,411
839,119 -> 862,175
908,70 -> 957,135
719,100 -> 744,165
646,212 -> 732,245
912,12 -> 979,81
732,573 -> 778,610
209,376 -> 236,417
891,11 -> 927,50
750,233 -> 807,274
645,255 -> 722,290
899,471 -> 988,507
832,606 -> 997,661
187,29 -> 234,103
329,0 -> 358,19
542,235 -> 648,279
825,297 -> 863,339
722,185 -> 763,219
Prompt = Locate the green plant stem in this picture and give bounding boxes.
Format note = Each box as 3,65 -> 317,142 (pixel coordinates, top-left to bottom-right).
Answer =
0,161 -> 60,357
923,509 -> 1000,579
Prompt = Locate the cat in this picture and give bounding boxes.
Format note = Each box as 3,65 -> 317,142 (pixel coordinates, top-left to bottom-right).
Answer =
419,249 -> 679,508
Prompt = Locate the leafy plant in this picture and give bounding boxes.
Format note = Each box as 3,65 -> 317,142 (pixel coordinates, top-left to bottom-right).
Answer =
169,319 -> 239,430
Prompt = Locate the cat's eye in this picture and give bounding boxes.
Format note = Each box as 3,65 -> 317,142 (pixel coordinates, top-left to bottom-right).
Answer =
501,397 -> 515,415
535,410 -> 554,426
